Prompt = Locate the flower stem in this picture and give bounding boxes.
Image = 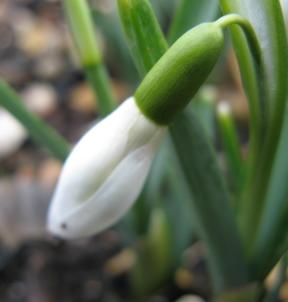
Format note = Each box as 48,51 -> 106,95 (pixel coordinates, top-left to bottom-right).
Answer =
64,0 -> 117,116
85,64 -> 117,115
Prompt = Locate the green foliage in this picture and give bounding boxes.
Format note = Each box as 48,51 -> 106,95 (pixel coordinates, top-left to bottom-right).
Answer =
2,0 -> 288,300
168,0 -> 219,42
217,102 -> 244,195
220,0 -> 288,255
64,0 -> 117,116
170,109 -> 248,292
117,0 -> 168,77
0,81 -> 70,161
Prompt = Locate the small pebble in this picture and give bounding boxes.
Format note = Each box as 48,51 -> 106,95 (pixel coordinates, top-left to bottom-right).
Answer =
22,83 -> 57,116
175,295 -> 205,302
105,249 -> 135,276
69,83 -> 97,114
0,109 -> 27,159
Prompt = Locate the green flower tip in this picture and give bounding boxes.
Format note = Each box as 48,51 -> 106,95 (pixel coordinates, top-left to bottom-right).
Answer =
135,22 -> 225,125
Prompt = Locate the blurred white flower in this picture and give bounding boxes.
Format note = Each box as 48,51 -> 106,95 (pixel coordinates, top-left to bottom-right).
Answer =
48,97 -> 166,239
0,109 -> 27,159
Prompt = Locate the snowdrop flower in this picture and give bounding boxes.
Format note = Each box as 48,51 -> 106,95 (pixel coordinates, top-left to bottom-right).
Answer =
48,21 -> 225,239
48,97 -> 166,238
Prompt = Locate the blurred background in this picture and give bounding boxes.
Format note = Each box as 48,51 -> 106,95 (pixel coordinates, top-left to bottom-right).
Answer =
0,0 -> 256,301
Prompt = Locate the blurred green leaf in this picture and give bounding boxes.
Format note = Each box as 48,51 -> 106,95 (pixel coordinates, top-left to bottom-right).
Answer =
131,207 -> 173,296
220,0 -> 288,253
64,0 -> 117,115
252,105 -> 288,279
117,0 -> 168,77
0,81 -> 70,161
191,85 -> 217,141
217,102 -> 244,196
170,109 -> 248,292
91,8 -> 139,85
64,0 -> 101,66
169,0 -> 219,43
162,138 -> 195,261
150,0 -> 176,25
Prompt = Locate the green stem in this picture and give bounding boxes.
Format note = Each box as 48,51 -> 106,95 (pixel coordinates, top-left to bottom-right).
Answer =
215,14 -> 262,76
213,16 -> 264,237
0,81 -> 70,161
64,0 -> 117,116
85,64 -> 117,115
63,0 -> 101,66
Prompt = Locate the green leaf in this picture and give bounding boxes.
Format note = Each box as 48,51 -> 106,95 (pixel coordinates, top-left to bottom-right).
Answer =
252,105 -> 288,279
128,137 -> 195,263
220,0 -> 288,253
130,207 -> 173,296
0,81 -> 70,161
63,0 -> 101,66
118,0 -> 250,293
217,101 -> 244,196
168,0 -> 219,43
191,85 -> 217,140
159,138 -> 195,261
85,64 -> 117,115
170,109 -> 248,292
91,8 -> 139,85
64,0 -> 117,115
117,0 -> 168,76
129,142 -> 170,236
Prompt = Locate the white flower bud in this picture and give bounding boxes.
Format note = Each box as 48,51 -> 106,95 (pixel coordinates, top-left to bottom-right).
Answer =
47,97 -> 166,239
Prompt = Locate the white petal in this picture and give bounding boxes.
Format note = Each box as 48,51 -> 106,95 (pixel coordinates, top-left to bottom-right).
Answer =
48,97 -> 166,239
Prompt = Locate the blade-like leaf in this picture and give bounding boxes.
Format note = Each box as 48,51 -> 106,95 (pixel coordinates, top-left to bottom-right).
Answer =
170,109 -> 248,292
169,0 -> 219,43
217,102 -> 244,196
161,138 -> 195,261
220,0 -> 288,252
252,105 -> 288,279
117,0 -> 168,76
64,0 -> 117,115
118,0 -> 250,293
0,81 -> 70,161
130,207 -> 173,296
